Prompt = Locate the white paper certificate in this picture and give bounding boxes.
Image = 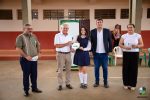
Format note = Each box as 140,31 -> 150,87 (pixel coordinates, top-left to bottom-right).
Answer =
72,43 -> 80,50
31,56 -> 38,61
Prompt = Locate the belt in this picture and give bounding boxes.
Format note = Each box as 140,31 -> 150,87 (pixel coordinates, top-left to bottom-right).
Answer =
58,52 -> 70,54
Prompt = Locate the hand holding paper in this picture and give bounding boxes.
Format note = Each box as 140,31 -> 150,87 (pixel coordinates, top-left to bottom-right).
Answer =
31,56 -> 38,61
72,42 -> 80,50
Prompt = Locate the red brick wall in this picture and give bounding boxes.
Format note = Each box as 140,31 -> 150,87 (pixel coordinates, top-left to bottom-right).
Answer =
0,31 -> 58,49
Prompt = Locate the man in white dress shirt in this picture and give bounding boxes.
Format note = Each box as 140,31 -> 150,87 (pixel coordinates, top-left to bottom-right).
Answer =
54,24 -> 73,91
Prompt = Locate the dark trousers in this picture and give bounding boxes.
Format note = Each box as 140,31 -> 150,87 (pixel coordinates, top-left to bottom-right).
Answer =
123,52 -> 139,87
20,57 -> 37,91
93,53 -> 108,84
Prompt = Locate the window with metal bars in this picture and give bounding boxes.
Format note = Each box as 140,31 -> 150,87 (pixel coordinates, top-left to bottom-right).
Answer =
147,8 -> 150,18
95,9 -> 116,19
17,9 -> 38,20
0,9 -> 13,20
68,9 -> 89,19
43,9 -> 64,20
120,9 -> 129,19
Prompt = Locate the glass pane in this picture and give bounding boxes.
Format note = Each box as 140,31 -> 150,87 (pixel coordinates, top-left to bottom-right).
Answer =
0,9 -> 13,20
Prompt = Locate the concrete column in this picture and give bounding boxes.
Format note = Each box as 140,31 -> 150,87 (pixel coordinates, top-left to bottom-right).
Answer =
90,8 -> 95,30
22,0 -> 32,25
129,0 -> 142,33
64,9 -> 68,20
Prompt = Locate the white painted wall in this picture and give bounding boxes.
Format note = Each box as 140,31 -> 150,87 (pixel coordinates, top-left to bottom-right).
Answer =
0,0 -> 149,31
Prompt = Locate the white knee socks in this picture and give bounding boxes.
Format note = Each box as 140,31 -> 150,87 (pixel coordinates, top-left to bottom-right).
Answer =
83,73 -> 87,84
79,72 -> 83,83
79,72 -> 88,84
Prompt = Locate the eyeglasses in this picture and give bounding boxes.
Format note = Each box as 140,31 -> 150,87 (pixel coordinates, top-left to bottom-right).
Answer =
27,28 -> 33,30
63,28 -> 69,29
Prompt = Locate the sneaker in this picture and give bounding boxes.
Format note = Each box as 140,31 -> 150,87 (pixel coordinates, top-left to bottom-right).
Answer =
58,85 -> 62,91
123,86 -> 128,90
130,87 -> 136,91
80,83 -> 84,88
24,91 -> 29,97
104,84 -> 109,88
66,84 -> 73,89
93,83 -> 99,87
83,84 -> 88,89
32,88 -> 42,93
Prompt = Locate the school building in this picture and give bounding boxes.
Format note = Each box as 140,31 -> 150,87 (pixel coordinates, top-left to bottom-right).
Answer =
0,0 -> 150,60
0,1 -> 150,100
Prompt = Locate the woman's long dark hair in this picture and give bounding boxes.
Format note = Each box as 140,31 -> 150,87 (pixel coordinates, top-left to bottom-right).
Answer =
78,27 -> 89,38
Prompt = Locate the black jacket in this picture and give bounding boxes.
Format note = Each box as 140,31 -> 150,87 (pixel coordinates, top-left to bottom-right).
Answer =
90,28 -> 112,55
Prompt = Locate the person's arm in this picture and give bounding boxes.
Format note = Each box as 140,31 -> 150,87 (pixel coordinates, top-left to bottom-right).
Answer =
16,47 -> 32,61
36,39 -> 41,58
37,41 -> 41,54
16,35 -> 32,61
132,37 -> 144,48
90,31 -> 93,46
108,30 -> 112,52
55,41 -> 72,48
33,34 -> 41,54
54,34 -> 72,48
119,38 -> 131,50
83,41 -> 91,51
90,29 -> 96,57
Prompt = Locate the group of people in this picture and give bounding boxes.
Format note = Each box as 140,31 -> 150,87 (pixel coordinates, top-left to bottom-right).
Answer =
15,18 -> 144,97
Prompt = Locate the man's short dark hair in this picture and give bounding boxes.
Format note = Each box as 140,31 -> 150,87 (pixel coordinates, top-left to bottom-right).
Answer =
127,23 -> 135,28
24,23 -> 31,27
96,18 -> 103,22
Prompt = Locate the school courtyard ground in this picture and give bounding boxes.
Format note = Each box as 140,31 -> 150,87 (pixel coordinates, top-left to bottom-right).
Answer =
0,60 -> 150,100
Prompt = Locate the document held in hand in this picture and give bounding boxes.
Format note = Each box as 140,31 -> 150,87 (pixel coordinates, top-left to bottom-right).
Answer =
72,42 -> 80,50
31,56 -> 38,61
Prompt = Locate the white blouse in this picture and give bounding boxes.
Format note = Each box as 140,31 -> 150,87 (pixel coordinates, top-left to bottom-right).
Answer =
121,33 -> 141,52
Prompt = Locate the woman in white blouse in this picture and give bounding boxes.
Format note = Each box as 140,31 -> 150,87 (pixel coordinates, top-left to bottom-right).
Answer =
119,24 -> 144,91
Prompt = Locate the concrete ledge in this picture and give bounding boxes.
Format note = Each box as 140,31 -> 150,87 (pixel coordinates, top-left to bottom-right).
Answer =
0,49 -> 56,60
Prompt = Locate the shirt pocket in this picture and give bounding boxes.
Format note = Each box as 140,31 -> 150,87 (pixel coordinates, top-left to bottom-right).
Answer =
30,37 -> 37,47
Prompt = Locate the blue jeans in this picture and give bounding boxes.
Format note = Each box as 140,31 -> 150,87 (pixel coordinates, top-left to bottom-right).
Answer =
93,53 -> 108,84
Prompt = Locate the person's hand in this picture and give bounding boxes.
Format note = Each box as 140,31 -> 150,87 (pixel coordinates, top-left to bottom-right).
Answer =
25,56 -> 32,61
38,53 -> 42,58
79,47 -> 84,51
125,46 -> 132,50
70,48 -> 75,52
108,52 -> 112,56
66,41 -> 73,46
132,45 -> 138,48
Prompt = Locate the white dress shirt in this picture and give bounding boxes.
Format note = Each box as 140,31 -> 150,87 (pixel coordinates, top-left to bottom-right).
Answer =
54,32 -> 72,52
96,29 -> 106,53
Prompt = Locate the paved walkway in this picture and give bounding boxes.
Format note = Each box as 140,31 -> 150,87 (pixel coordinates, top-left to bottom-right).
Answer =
0,60 -> 150,100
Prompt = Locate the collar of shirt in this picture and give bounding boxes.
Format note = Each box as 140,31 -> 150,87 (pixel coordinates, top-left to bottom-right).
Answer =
97,28 -> 103,33
23,32 -> 32,37
60,32 -> 68,36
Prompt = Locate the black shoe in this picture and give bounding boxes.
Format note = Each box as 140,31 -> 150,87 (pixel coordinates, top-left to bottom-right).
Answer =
66,84 -> 73,89
24,91 -> 29,97
80,83 -> 84,88
93,83 -> 99,87
32,88 -> 42,93
83,84 -> 88,89
58,85 -> 62,91
104,84 -> 109,88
